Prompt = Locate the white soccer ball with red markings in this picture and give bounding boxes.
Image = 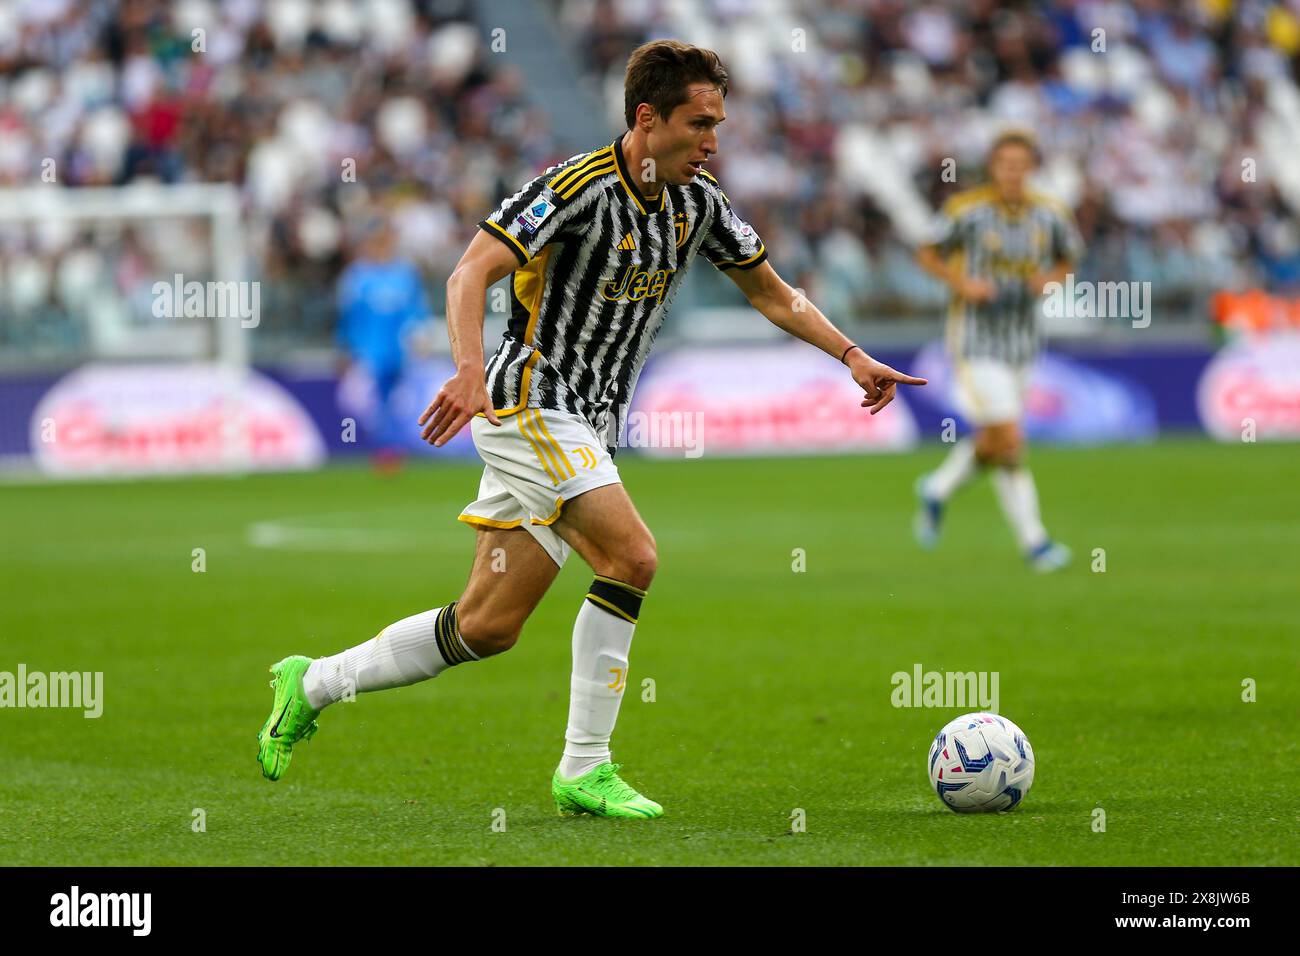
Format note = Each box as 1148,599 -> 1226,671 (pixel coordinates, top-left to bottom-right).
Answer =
927,712 -> 1034,813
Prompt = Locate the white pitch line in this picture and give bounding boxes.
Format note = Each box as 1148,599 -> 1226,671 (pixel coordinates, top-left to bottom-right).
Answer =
246,517 -> 425,552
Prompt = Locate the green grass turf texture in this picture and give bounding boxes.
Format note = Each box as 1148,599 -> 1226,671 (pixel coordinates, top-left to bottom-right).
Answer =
1,437 -> 1296,866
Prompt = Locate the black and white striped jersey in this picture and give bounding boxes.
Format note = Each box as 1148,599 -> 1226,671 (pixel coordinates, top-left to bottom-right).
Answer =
477,136 -> 766,450
929,185 -> 1083,366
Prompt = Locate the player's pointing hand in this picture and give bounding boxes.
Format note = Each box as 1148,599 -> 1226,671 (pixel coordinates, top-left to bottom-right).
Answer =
418,369 -> 502,447
844,349 -> 927,416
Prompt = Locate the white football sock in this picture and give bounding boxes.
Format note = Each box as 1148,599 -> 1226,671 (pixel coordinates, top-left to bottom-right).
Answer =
991,466 -> 1049,553
301,602 -> 477,710
558,577 -> 643,780
923,438 -> 979,502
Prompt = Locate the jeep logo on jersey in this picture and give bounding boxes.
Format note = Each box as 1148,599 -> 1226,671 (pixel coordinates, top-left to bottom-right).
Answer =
518,197 -> 555,234
601,264 -> 676,305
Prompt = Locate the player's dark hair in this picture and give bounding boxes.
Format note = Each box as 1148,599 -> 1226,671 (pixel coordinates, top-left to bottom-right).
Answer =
623,40 -> 729,129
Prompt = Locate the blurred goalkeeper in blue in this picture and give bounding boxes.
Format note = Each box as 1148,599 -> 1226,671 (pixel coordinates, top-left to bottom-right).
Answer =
336,218 -> 431,469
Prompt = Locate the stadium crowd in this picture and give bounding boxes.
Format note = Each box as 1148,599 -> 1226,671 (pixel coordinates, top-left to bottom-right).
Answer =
2,0 -> 1298,356
561,0 -> 1300,316
0,0 -> 556,353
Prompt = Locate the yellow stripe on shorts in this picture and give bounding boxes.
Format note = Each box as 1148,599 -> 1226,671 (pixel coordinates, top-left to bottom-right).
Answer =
532,410 -> 575,479
518,411 -> 561,485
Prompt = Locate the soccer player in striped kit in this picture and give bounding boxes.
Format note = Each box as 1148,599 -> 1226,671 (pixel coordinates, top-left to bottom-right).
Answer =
257,40 -> 926,815
915,130 -> 1083,572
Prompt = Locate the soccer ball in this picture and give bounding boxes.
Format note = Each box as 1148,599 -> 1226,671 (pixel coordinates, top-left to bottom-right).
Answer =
927,712 -> 1034,813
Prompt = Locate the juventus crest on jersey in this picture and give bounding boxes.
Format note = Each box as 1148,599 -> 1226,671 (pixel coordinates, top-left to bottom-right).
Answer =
478,136 -> 766,451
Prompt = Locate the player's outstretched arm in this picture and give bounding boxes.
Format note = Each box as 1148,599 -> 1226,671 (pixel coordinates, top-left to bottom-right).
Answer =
725,260 -> 926,415
418,230 -> 519,446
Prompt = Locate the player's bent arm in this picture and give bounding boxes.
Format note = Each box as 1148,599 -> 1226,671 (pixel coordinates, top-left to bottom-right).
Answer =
445,230 -> 520,373
725,260 -> 926,415
1028,258 -> 1074,296
917,244 -> 993,302
916,244 -> 959,287
418,231 -> 519,446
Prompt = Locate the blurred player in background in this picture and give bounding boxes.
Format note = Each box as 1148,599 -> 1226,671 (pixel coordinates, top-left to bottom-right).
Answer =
259,39 -> 925,817
336,218 -> 431,472
914,131 -> 1083,572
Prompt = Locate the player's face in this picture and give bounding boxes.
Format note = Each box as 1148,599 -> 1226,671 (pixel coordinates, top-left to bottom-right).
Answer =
989,143 -> 1035,201
650,83 -> 724,185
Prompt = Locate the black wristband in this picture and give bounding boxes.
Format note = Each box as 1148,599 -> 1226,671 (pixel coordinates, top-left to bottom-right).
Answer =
840,344 -> 863,364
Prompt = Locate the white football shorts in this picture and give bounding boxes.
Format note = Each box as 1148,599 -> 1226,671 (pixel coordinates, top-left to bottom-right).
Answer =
951,357 -> 1031,426
459,406 -> 621,567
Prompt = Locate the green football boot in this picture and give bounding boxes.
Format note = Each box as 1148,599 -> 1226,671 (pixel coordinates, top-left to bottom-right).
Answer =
257,655 -> 321,781
552,762 -> 663,819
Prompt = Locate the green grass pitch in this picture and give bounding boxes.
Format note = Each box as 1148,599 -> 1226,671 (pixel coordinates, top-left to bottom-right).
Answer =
1,438 -> 1296,865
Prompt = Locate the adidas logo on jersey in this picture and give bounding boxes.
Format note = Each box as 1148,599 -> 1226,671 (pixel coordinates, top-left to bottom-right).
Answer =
616,232 -> 636,251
